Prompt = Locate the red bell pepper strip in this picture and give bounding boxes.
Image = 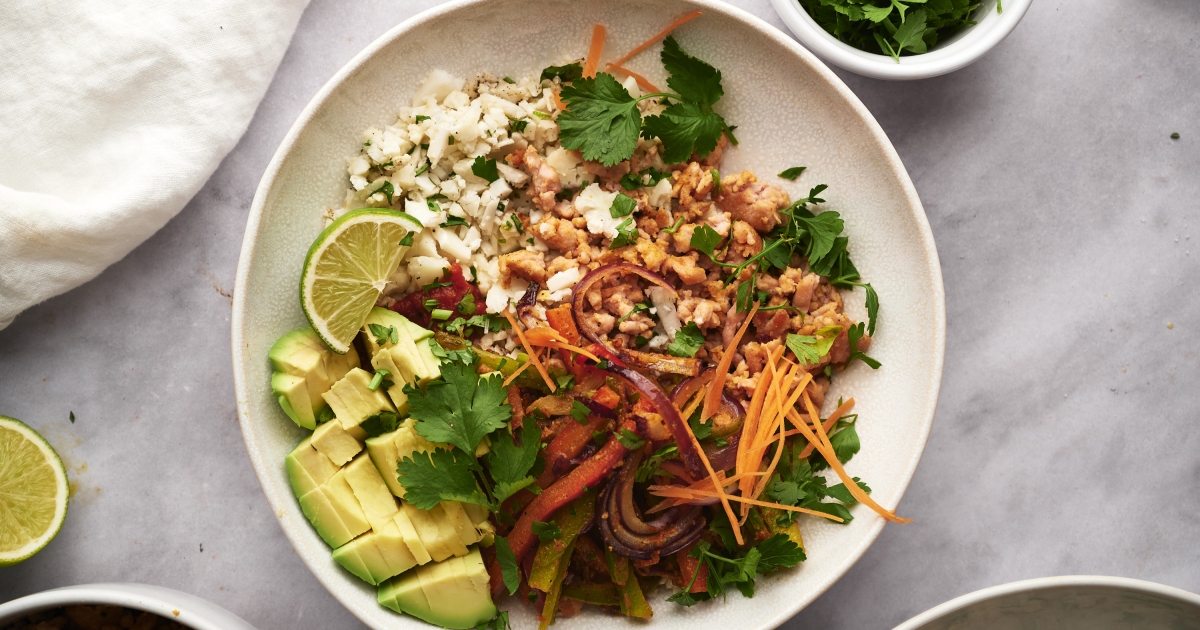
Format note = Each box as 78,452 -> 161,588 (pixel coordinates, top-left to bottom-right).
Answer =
491,432 -> 630,598
677,541 -> 710,593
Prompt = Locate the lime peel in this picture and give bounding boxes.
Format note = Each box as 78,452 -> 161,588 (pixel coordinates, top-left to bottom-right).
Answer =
0,416 -> 69,566
300,209 -> 414,353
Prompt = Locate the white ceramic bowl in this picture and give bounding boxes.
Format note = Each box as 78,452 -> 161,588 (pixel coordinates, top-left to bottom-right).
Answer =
0,584 -> 257,630
231,0 -> 946,628
771,0 -> 1033,80
894,576 -> 1200,629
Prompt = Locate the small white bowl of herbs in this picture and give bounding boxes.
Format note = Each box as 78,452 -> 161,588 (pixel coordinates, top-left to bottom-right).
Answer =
771,0 -> 1032,80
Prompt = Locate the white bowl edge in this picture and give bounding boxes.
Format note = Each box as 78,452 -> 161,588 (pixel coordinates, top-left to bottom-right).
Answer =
0,583 -> 257,630
231,0 -> 947,628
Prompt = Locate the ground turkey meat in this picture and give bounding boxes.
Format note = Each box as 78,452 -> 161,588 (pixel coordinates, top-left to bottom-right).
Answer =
715,171 -> 790,233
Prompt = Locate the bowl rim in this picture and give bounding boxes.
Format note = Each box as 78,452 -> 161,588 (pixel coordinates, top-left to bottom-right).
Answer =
231,0 -> 946,627
893,575 -> 1200,630
0,583 -> 257,630
770,0 -> 1034,80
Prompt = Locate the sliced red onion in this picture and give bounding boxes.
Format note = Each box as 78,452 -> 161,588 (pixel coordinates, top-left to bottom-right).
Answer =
597,451 -> 706,560
609,365 -> 705,481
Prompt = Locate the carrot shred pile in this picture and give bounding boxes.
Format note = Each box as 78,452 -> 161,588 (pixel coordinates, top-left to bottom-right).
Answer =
503,310 -> 556,392
607,10 -> 703,69
523,326 -> 603,362
582,24 -> 607,78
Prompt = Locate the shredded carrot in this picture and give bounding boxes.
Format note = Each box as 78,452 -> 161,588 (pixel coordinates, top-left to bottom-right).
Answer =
582,24 -> 607,78
648,487 -> 843,523
607,65 -> 660,93
502,354 -> 535,387
522,327 -> 604,363
751,373 -> 811,502
737,355 -> 790,523
788,395 -> 912,524
552,88 -> 566,112
607,10 -> 703,69
702,302 -> 758,424
735,344 -> 783,520
503,310 -> 556,392
679,394 -> 744,546
798,398 -> 854,458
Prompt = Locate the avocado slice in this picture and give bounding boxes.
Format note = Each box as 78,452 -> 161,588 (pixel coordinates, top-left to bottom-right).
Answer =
322,469 -> 371,540
269,327 -> 359,429
311,418 -> 366,466
368,349 -> 410,413
373,518 -> 418,576
441,501 -> 493,549
377,547 -> 497,629
365,418 -> 446,498
285,437 -> 339,498
401,502 -> 463,562
323,368 -> 395,431
342,454 -> 399,531
332,534 -> 382,585
393,506 -> 433,565
297,481 -> 368,549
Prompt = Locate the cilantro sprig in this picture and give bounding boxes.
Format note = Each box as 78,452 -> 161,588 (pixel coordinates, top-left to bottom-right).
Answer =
558,36 -> 733,167
799,1 -> 998,63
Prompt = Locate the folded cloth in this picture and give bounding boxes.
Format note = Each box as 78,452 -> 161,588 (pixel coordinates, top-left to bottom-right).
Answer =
0,0 -> 310,330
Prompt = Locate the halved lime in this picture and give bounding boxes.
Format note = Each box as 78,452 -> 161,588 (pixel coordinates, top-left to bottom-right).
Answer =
301,209 -> 418,353
0,416 -> 69,566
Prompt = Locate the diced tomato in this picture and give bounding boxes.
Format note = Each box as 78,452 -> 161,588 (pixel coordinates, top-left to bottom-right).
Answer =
389,263 -> 485,328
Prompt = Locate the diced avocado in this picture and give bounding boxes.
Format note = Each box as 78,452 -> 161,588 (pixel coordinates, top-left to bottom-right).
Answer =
323,368 -> 395,431
373,519 -> 418,576
298,487 -> 358,548
441,501 -> 492,549
378,548 -> 497,629
269,327 -> 359,428
312,419 -> 365,466
323,470 -> 371,542
369,349 -> 410,413
393,506 -> 432,565
343,454 -> 399,531
332,534 -> 381,585
361,308 -> 418,356
286,437 -> 339,498
365,418 -> 445,498
402,502 -> 463,562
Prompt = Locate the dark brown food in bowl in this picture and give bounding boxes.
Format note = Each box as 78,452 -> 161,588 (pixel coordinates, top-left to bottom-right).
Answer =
1,605 -> 189,630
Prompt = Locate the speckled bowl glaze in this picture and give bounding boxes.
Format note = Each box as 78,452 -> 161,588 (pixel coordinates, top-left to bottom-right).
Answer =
231,0 -> 945,628
894,576 -> 1200,630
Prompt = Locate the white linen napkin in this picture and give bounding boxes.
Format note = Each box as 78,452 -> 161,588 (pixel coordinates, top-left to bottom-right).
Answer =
0,0 -> 310,330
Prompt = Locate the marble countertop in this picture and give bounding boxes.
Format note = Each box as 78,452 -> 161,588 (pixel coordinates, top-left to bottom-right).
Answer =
2,0 -> 1197,628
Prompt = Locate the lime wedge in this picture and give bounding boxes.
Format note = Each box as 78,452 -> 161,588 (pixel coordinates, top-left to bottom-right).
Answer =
0,416 -> 69,566
301,209 -> 416,353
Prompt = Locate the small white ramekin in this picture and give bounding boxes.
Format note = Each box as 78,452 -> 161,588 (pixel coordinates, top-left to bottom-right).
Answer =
771,0 -> 1033,80
0,584 -> 257,630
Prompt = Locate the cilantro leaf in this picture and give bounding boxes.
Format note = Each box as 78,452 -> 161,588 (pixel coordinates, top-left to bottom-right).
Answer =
493,537 -> 520,596
531,520 -> 562,542
793,210 -> 844,265
360,411 -> 400,438
406,357 -> 511,455
755,534 -> 805,573
558,74 -> 643,167
861,283 -> 879,336
427,336 -> 476,365
778,166 -> 806,180
688,415 -> 713,440
813,420 -> 861,471
616,428 -> 645,450
486,420 -> 540,504
609,192 -> 637,218
610,217 -> 638,249
395,449 -> 489,510
471,156 -> 500,183
845,322 -> 881,369
668,321 -> 706,358
893,9 -> 929,54
642,102 -> 727,164
765,479 -> 806,506
369,323 -> 398,346
620,167 -> 671,191
689,223 -> 723,259
785,327 -> 840,365
541,62 -> 583,83
569,400 -> 590,424
826,477 -> 871,505
660,36 -> 724,106
635,443 -> 678,482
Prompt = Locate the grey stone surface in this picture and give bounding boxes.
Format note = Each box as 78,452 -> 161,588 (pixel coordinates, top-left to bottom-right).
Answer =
1,0 -> 1197,628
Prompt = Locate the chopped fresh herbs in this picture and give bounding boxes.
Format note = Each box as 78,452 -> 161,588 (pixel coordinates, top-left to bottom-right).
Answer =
569,400 -> 590,424
666,534 -> 804,606
493,537 -> 520,596
471,156 -> 501,182
69,411 -> 75,423
428,336 -> 475,365
844,322 -> 881,369
616,429 -> 646,450
778,166 -> 806,180
799,0 -> 998,62
368,323 -> 399,346
374,181 -> 395,205
414,159 -> 431,176
398,231 -> 414,247
540,62 -> 583,83
367,369 -> 391,391
662,215 -> 686,234
415,115 -> 430,122
784,326 -> 840,365
510,118 -> 529,133
610,217 -> 638,249
431,308 -> 453,321
444,313 -> 509,336
458,292 -> 476,316
689,223 -> 724,260
360,411 -> 400,437
531,520 -> 563,542
609,192 -> 637,218
404,354 -> 511,455
619,167 -> 670,190
503,76 -> 516,84
688,415 -> 713,440
668,322 -> 706,358
531,110 -> 551,120
440,215 -> 469,228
